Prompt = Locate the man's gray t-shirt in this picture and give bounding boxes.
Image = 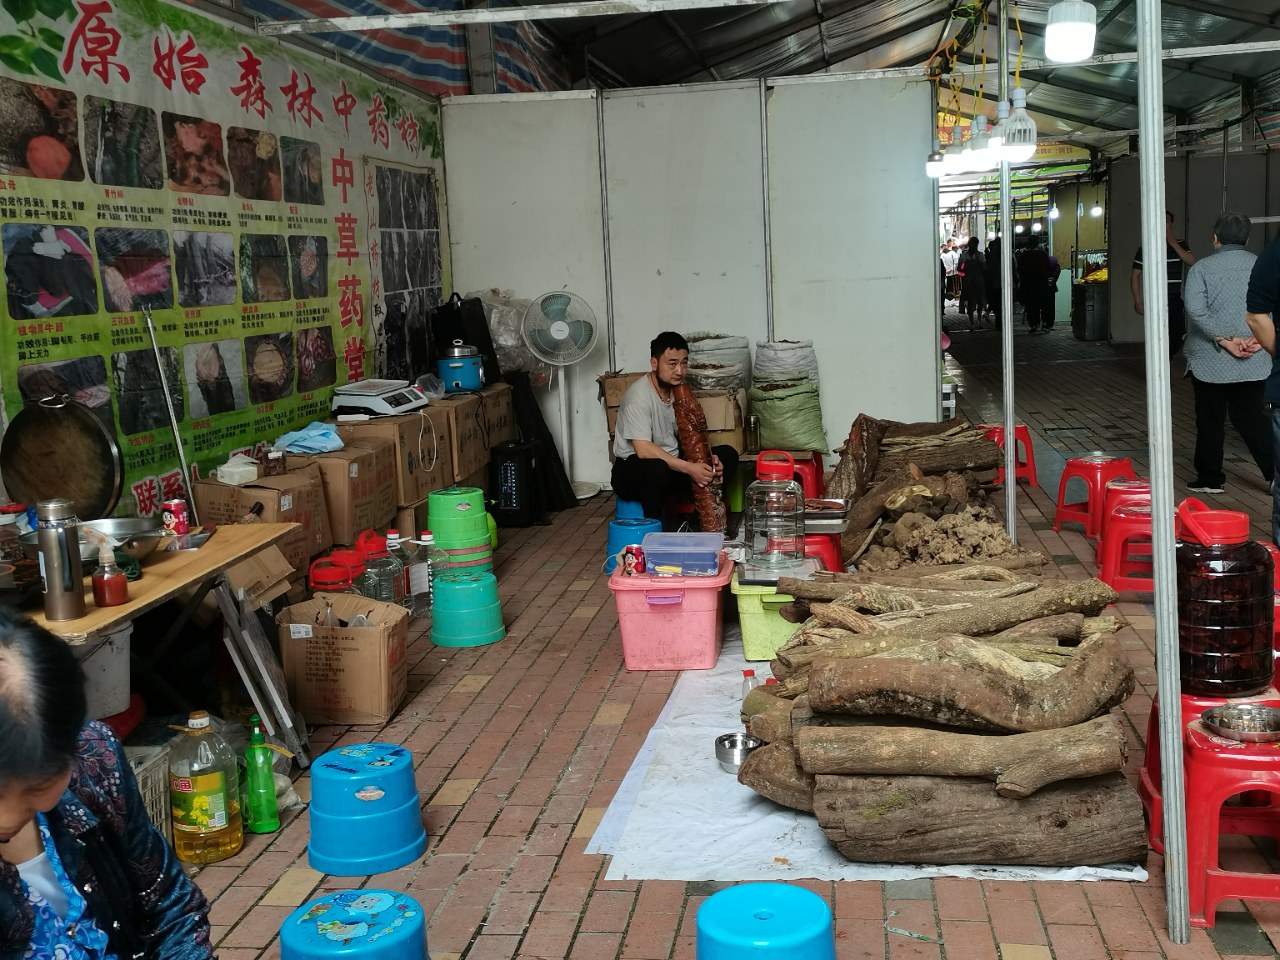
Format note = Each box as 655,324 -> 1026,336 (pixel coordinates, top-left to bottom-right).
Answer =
613,375 -> 679,459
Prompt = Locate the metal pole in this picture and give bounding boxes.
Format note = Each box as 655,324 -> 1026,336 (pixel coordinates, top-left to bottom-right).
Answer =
597,92 -> 618,370
142,306 -> 199,524
760,78 -> 775,341
998,0 -> 1015,542
1135,0 -> 1190,941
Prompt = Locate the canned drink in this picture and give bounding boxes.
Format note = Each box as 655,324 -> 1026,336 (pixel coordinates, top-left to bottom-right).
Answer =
621,543 -> 646,576
161,498 -> 190,535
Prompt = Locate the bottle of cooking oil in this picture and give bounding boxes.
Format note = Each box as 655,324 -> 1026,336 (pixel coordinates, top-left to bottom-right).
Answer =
169,710 -> 243,864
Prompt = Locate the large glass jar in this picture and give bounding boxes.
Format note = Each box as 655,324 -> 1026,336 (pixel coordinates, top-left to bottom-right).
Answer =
744,450 -> 805,569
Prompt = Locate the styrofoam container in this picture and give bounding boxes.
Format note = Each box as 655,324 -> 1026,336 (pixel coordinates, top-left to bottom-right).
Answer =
641,532 -> 725,576
609,554 -> 732,670
730,572 -> 803,661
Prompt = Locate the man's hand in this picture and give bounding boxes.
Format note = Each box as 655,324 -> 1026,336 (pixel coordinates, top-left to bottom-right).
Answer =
711,454 -> 723,478
686,461 -> 715,486
1221,337 -> 1254,359
1134,299 -> 1145,316
1165,219 -> 1177,247
1242,336 -> 1264,355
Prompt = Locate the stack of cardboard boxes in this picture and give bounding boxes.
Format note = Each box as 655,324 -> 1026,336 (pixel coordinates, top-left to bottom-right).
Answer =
598,372 -> 748,457
194,381 -> 520,729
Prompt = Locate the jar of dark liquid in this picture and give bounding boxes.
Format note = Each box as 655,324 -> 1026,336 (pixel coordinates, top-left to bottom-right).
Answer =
1176,498 -> 1274,697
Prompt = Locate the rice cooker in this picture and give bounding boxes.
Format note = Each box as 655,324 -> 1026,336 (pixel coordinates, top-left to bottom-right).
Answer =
437,339 -> 486,393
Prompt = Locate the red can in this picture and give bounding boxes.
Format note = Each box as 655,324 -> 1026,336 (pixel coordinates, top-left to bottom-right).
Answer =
621,543 -> 646,576
161,498 -> 190,535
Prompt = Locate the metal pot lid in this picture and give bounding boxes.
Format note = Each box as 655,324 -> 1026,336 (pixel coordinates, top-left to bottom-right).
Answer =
0,395 -> 123,520
442,339 -> 479,358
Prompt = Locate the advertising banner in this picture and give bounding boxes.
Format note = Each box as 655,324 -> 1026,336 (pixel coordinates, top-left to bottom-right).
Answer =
0,0 -> 446,517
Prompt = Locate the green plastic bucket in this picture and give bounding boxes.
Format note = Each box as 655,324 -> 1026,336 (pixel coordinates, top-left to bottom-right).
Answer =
428,487 -> 488,539
431,571 -> 505,647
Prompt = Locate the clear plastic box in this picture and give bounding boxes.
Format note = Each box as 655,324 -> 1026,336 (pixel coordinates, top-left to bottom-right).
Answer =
641,532 -> 724,576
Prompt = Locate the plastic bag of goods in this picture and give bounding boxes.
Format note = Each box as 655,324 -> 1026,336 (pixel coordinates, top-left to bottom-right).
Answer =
468,288 -> 552,386
687,331 -> 751,391
755,340 -> 819,384
748,377 -> 827,452
686,360 -> 749,391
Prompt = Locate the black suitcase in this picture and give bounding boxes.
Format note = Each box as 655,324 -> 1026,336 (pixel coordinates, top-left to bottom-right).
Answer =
490,439 -> 542,527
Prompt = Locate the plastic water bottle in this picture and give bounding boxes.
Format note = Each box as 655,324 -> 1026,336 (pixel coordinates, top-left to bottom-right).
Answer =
385,529 -> 413,608
354,537 -> 405,605
169,711 -> 243,864
741,669 -> 762,698
408,530 -> 450,619
243,714 -> 280,834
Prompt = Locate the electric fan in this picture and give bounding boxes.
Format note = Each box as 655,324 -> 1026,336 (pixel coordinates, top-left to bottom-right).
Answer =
521,291 -> 600,499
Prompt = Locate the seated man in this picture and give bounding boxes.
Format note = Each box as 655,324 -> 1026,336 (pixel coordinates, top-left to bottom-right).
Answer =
611,331 -> 740,527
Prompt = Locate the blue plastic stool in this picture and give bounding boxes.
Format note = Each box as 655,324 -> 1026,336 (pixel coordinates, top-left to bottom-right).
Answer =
307,744 -> 427,876
605,517 -> 661,574
696,883 -> 835,959
280,889 -> 427,959
431,570 -> 505,647
615,498 -> 646,520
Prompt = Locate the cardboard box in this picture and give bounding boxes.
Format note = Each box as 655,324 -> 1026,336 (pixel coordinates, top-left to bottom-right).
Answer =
598,371 -> 646,410
193,463 -> 332,574
295,447 -> 381,546
394,499 -> 428,539
277,593 -> 409,726
462,466 -> 491,498
353,435 -> 398,526
479,382 -> 517,446
695,389 -> 747,432
707,427 -> 746,454
224,545 -> 294,605
336,411 -> 453,507
433,393 -> 489,483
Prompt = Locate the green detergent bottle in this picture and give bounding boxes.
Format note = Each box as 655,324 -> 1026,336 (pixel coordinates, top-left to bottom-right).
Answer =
243,715 -> 280,834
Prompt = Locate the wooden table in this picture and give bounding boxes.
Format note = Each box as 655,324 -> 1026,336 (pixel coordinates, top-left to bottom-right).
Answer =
32,522 -> 296,644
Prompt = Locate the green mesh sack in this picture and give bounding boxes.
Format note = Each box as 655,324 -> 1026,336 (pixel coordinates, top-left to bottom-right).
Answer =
748,378 -> 827,451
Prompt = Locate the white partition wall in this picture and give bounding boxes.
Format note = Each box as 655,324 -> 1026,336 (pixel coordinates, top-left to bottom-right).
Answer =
767,77 -> 938,437
602,83 -> 770,372
443,76 -> 936,486
442,92 -> 612,486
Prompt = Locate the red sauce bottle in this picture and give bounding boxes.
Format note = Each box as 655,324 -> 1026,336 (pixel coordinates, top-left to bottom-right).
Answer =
92,543 -> 129,607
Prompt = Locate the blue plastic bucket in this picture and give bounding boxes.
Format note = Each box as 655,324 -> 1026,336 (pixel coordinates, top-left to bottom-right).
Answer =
432,571 -> 505,647
280,889 -> 427,960
605,518 -> 661,574
307,744 -> 426,877
697,883 -> 835,960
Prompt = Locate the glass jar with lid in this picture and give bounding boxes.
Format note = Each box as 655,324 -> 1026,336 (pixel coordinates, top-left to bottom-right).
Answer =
744,451 -> 806,569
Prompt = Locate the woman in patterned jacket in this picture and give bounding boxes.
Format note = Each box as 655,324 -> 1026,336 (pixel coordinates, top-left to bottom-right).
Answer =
0,609 -> 214,960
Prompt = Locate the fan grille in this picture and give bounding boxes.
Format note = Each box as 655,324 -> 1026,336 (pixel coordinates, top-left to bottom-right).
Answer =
522,291 -> 597,365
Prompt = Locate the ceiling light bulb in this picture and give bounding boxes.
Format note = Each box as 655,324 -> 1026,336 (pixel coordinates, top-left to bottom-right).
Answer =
1031,222 -> 1042,233
1048,205 -> 1060,220
989,101 -> 1008,155
999,87 -> 1038,164
1090,202 -> 1104,217
967,116 -> 997,172
1014,224 -> 1025,234
1046,0 -> 1097,63
926,140 -> 946,178
942,125 -> 967,173
987,231 -> 997,241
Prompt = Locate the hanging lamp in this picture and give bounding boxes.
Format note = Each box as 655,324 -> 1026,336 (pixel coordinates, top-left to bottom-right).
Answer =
1045,0 -> 1097,63
1090,202 -> 1104,217
926,140 -> 946,178
1048,204 -> 1060,220
999,87 -> 1038,163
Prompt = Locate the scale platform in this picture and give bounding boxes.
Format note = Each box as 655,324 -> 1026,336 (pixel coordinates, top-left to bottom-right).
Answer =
331,379 -> 429,417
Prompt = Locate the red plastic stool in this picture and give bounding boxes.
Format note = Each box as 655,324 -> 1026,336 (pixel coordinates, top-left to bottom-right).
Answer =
1097,504 -> 1153,592
789,453 -> 824,499
1098,478 -> 1151,564
979,424 -> 1039,487
1054,455 -> 1138,539
803,533 -> 842,573
1184,715 -> 1280,927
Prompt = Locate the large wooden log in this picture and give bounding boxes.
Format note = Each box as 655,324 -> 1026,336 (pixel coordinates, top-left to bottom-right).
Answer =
774,579 -> 1118,671
985,613 -> 1084,644
827,414 -> 886,502
795,714 -> 1128,798
736,741 -> 815,812
812,772 -> 1147,865
672,383 -> 726,533
806,633 -> 1134,732
844,465 -> 922,537
874,436 -> 1002,479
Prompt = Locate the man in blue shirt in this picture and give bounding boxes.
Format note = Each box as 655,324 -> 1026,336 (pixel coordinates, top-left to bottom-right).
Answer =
1243,230 -> 1280,542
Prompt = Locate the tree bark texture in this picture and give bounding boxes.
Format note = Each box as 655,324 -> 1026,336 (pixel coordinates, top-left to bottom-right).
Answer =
844,466 -> 922,536
795,714 -> 1128,798
826,414 -> 885,503
812,772 -> 1147,865
805,633 -> 1135,732
874,436 -> 1002,479
736,741 -> 815,812
672,383 -> 726,533
986,613 -> 1084,644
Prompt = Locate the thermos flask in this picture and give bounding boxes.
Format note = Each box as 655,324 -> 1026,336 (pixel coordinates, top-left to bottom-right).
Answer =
36,498 -> 85,621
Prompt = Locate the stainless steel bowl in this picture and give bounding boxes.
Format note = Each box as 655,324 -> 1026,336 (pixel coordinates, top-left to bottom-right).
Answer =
715,732 -> 762,774
1202,704 -> 1280,742
20,518 -> 166,564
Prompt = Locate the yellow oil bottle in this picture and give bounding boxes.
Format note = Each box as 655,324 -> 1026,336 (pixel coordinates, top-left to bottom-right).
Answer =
169,710 -> 243,864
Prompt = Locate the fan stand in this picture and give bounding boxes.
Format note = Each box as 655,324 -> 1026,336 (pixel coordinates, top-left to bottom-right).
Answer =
554,364 -> 600,501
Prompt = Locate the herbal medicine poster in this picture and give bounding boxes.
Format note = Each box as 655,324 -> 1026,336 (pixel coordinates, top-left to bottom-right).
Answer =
0,0 -> 446,517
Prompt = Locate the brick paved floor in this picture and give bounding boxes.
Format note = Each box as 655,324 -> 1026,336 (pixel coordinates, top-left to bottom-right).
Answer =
199,312 -> 1280,958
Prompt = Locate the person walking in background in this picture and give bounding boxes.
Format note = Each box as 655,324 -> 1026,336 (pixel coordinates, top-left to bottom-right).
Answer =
1183,211 -> 1271,495
1132,210 -> 1196,357
1244,229 -> 1280,542
941,241 -> 960,302
985,236 -> 1012,325
1019,235 -> 1053,333
960,236 -> 987,330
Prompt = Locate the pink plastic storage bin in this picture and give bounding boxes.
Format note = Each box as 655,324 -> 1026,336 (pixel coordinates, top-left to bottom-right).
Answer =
608,554 -> 732,670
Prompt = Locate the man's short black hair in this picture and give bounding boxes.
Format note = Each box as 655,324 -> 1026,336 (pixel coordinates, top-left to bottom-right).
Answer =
650,332 -> 689,358
1213,211 -> 1251,247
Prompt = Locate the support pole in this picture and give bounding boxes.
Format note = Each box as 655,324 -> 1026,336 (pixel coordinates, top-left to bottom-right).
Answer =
1134,0 -> 1190,941
998,0 -> 1016,543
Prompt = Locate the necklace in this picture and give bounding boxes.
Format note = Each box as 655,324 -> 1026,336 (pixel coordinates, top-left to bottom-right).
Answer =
650,373 -> 673,405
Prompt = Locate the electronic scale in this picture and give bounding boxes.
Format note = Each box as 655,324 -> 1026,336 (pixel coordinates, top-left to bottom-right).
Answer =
331,379 -> 429,417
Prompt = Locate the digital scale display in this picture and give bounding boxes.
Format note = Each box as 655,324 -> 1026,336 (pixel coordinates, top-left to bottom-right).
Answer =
331,379 -> 430,417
